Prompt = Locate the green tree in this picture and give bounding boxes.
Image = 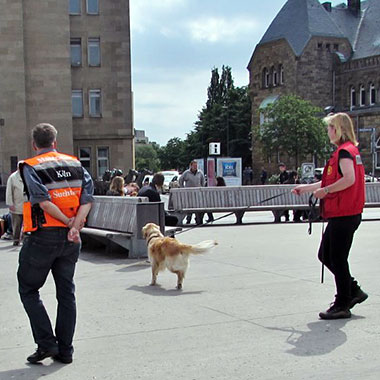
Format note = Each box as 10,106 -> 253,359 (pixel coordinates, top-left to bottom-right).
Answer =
259,95 -> 330,167
189,66 -> 251,164
158,137 -> 187,171
135,144 -> 160,172
158,66 -> 252,168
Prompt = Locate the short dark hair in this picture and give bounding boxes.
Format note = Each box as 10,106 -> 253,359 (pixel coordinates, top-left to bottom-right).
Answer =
32,123 -> 57,148
152,172 -> 164,187
278,162 -> 286,167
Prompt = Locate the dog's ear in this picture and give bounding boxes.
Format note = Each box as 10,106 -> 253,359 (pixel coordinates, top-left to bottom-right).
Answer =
142,224 -> 148,239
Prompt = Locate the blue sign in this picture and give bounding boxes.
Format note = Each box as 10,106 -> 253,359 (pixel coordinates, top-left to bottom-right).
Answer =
222,162 -> 237,177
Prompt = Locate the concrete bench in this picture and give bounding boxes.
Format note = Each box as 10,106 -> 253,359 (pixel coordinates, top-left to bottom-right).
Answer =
168,183 -> 380,224
81,196 -> 165,258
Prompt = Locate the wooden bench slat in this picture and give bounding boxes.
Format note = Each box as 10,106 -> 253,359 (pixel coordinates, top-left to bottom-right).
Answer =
168,183 -> 380,224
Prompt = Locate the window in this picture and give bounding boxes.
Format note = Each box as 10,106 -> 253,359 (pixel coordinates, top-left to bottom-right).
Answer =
89,89 -> 102,117
350,87 -> 356,110
376,137 -> 380,169
326,43 -> 331,52
370,83 -> 376,105
79,147 -> 91,173
70,38 -> 82,67
97,147 -> 109,178
88,38 -> 100,66
360,85 -> 366,106
334,44 -> 339,51
279,65 -> 284,85
262,68 -> 269,88
69,0 -> 81,15
317,42 -> 323,49
72,90 -> 83,117
87,0 -> 99,14
271,66 -> 277,87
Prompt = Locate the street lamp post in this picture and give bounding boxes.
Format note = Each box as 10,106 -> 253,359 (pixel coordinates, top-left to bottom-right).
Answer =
222,105 -> 229,156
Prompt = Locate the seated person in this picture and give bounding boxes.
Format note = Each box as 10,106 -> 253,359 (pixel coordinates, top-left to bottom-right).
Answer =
125,182 -> 140,196
138,173 -> 178,226
106,176 -> 125,196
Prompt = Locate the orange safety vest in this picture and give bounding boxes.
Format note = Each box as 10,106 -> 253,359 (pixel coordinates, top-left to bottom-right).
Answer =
20,151 -> 83,232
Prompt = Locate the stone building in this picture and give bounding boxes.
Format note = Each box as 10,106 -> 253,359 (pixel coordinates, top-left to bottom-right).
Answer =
247,0 -> 380,179
0,0 -> 133,183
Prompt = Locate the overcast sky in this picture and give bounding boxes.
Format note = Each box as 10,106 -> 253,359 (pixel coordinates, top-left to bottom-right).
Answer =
130,0 -> 343,146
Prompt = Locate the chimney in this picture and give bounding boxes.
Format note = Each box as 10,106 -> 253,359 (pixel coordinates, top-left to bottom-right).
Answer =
348,0 -> 361,14
322,2 -> 332,12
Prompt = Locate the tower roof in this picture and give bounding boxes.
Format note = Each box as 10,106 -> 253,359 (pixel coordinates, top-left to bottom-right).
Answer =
259,0 -> 344,56
257,0 -> 380,59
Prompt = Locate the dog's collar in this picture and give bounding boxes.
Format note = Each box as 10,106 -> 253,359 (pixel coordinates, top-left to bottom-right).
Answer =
146,233 -> 161,245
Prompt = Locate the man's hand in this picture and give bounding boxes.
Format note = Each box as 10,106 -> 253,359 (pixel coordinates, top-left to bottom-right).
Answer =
68,227 -> 81,243
9,205 -> 16,212
67,217 -> 85,230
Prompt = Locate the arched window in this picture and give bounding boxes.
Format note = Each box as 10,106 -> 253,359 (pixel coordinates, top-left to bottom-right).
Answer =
262,68 -> 269,88
279,64 -> 284,84
350,86 -> 356,110
376,136 -> 380,169
370,83 -> 376,105
360,84 -> 366,106
271,66 -> 277,87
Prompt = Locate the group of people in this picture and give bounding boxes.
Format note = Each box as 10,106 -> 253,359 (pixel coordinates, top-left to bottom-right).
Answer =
2,111 -> 369,366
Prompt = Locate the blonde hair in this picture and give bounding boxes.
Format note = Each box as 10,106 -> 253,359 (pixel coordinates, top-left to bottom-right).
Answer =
324,112 -> 358,146
109,176 -> 125,196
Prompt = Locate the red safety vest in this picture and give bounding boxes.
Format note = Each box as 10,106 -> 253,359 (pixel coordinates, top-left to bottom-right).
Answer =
321,142 -> 365,219
20,151 -> 83,232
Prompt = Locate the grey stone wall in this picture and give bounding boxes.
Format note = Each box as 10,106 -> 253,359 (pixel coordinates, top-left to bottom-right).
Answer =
0,0 -> 134,182
0,0 -> 29,182
23,0 -> 74,155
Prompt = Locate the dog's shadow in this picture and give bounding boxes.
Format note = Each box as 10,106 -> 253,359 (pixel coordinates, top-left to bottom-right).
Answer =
127,284 -> 204,297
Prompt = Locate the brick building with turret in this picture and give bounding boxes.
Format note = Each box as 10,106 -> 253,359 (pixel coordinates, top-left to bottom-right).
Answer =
248,0 -> 380,180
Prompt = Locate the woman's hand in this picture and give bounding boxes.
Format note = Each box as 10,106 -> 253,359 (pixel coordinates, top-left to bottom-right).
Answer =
313,187 -> 327,199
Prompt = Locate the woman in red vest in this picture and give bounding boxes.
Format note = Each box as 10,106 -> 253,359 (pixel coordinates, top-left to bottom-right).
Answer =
293,113 -> 368,320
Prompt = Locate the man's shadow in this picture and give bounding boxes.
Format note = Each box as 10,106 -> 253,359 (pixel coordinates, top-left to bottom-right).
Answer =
265,315 -> 364,356
0,362 -> 63,380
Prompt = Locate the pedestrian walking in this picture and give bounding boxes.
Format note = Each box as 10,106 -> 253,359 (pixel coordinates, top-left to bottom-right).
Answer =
179,160 -> 205,225
17,123 -> 94,364
293,113 -> 368,319
5,166 -> 26,245
278,163 -> 290,221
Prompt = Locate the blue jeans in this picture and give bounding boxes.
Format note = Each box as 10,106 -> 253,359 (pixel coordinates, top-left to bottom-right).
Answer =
17,228 -> 80,356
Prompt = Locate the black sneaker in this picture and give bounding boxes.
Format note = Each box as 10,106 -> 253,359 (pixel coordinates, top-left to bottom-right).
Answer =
27,347 -> 58,364
349,288 -> 368,309
319,303 -> 351,320
53,354 -> 73,364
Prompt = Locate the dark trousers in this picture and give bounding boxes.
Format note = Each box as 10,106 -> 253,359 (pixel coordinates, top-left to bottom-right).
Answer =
317,214 -> 361,306
17,228 -> 80,356
186,212 -> 204,225
11,213 -> 23,242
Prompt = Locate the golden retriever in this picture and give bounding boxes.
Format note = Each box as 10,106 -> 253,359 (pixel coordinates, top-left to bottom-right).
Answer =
142,223 -> 217,289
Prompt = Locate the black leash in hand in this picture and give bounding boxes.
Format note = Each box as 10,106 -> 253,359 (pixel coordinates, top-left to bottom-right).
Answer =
307,194 -> 326,283
175,191 -> 290,236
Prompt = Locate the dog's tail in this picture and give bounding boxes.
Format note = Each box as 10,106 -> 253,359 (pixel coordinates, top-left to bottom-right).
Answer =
182,240 -> 217,255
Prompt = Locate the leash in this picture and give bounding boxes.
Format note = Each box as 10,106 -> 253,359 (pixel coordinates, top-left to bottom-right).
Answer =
320,220 -> 326,284
307,194 -> 319,235
306,194 -> 326,284
175,191 -> 290,235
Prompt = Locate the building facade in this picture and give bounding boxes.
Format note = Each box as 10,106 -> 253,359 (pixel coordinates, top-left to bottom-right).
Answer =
0,0 -> 133,183
247,0 -> 380,180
